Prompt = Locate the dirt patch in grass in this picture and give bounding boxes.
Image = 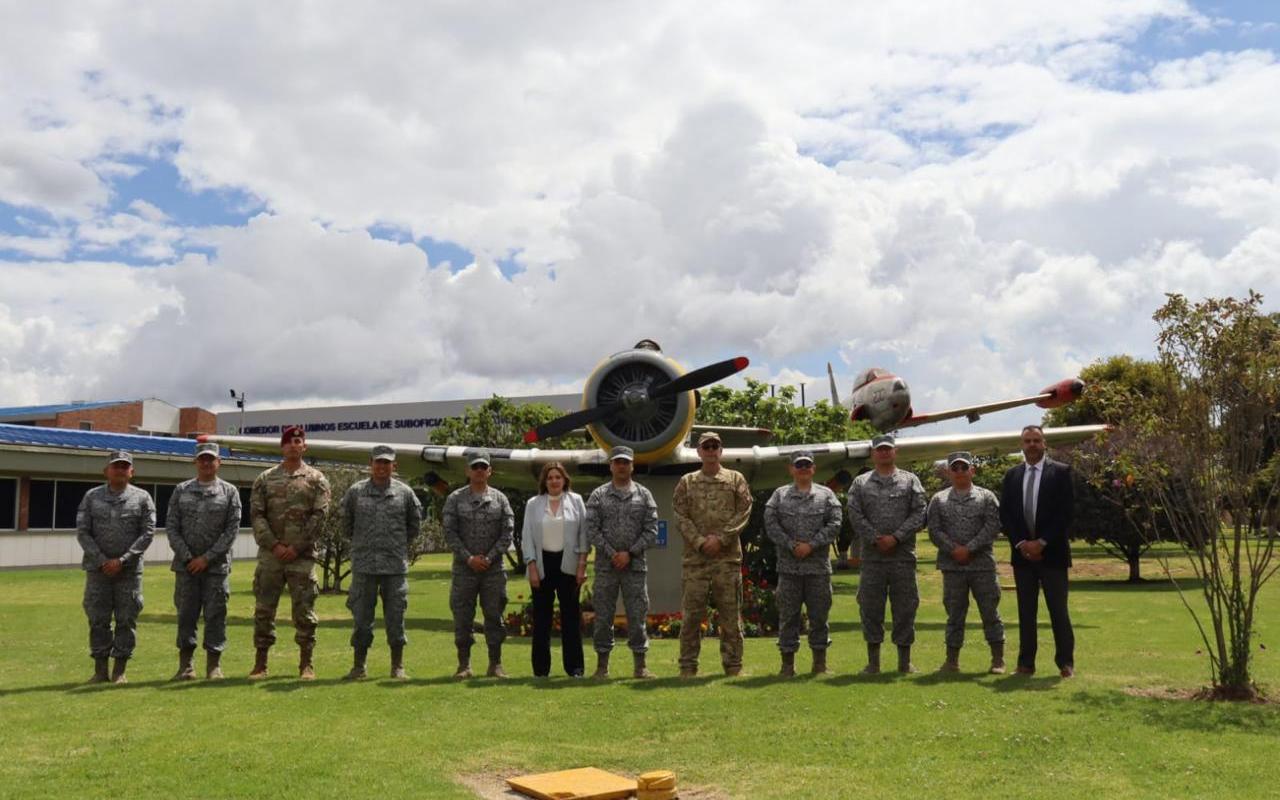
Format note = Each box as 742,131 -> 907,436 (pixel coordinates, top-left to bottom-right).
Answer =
1123,685 -> 1276,704
457,771 -> 732,799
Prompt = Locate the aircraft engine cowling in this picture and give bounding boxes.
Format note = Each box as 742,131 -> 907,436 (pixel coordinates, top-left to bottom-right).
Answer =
1036,378 -> 1086,409
581,348 -> 697,463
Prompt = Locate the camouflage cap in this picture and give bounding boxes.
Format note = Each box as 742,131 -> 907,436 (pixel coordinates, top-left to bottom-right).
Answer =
371,444 -> 396,462
468,450 -> 492,467
791,451 -> 815,466
697,431 -> 722,445
609,445 -> 635,462
194,442 -> 220,459
947,450 -> 974,466
871,433 -> 896,449
280,425 -> 306,445
106,450 -> 133,465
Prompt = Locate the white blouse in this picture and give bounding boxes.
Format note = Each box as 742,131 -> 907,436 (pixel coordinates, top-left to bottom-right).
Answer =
541,502 -> 566,552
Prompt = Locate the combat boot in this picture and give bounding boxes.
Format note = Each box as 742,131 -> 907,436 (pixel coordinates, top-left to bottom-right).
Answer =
87,656 -> 109,684
989,642 -> 1006,675
390,645 -> 407,680
862,643 -> 881,675
897,645 -> 917,674
454,646 -> 472,679
298,643 -> 316,681
779,650 -> 796,678
633,651 -> 654,679
110,657 -> 129,685
343,647 -> 368,681
592,651 -> 610,679
248,647 -> 270,680
678,666 -> 697,679
172,647 -> 197,681
485,645 -> 508,679
939,647 -> 961,673
206,650 -> 224,680
811,649 -> 829,675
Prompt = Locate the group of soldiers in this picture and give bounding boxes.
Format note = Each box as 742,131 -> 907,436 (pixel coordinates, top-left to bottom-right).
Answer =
75,423 -> 1072,683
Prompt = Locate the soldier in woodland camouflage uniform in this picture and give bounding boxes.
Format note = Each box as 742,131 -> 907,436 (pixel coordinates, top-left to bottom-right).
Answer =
341,444 -> 423,681
673,431 -> 753,677
846,433 -> 926,674
928,451 -> 1006,674
165,442 -> 241,681
764,451 -> 842,676
77,450 -> 156,684
442,451 -> 514,679
585,446 -> 659,680
248,425 -> 330,681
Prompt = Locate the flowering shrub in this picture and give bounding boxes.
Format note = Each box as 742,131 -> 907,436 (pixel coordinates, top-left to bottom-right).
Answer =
504,576 -> 778,638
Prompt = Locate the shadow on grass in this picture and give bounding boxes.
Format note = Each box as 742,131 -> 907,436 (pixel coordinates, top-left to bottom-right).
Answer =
983,673 -> 1064,693
626,674 -> 720,691
1068,689 -> 1280,733
1070,577 -> 1206,593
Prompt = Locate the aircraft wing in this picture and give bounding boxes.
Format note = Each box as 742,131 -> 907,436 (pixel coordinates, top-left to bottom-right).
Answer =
200,434 -> 612,493
897,379 -> 1084,429
715,424 -> 1108,489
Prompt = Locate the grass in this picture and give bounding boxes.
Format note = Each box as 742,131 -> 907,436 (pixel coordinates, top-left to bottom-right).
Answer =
0,543 -> 1277,799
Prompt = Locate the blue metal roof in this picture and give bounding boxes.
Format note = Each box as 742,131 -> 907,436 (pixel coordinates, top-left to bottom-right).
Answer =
0,423 -> 231,458
0,400 -> 134,419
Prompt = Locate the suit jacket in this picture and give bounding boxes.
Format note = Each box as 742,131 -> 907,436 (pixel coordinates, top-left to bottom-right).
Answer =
1000,458 -> 1074,568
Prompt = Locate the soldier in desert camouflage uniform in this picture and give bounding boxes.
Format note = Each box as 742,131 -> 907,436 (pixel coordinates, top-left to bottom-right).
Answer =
928,451 -> 1006,674
77,450 -> 156,684
248,425 -> 330,681
585,446 -> 659,680
764,451 -> 842,676
443,450 -> 514,679
673,431 -> 753,677
846,433 -> 926,674
165,441 -> 241,681
341,444 -> 423,681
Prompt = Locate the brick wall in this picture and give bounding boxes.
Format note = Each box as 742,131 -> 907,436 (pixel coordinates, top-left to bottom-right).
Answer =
179,407 -> 216,436
53,402 -> 143,433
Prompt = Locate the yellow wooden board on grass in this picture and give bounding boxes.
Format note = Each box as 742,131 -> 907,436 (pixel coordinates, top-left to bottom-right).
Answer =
506,767 -> 638,800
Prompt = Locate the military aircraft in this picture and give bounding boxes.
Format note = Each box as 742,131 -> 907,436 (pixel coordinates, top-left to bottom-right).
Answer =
202,340 -> 1105,493
827,362 -> 1085,432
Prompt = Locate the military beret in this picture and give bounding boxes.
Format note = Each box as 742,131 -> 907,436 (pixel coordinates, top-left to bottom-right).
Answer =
280,425 -> 306,445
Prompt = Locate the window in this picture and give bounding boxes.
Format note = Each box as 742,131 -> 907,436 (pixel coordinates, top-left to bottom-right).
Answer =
0,478 -> 16,529
53,481 -> 97,529
79,421 -> 93,431
28,480 -> 54,529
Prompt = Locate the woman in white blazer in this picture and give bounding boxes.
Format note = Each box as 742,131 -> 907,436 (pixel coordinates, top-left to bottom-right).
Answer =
523,462 -> 589,677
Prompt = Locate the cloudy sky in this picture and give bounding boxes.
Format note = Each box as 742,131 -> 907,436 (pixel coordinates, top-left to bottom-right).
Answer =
2,1 -> 1278,433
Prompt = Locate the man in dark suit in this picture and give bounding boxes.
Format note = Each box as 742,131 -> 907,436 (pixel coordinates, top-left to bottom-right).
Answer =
1000,425 -> 1075,677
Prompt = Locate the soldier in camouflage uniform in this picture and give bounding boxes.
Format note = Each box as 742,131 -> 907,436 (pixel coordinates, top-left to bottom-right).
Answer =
443,450 -> 514,679
928,451 -> 1006,674
76,450 -> 156,684
585,446 -> 659,680
764,451 -> 842,676
673,431 -> 754,677
248,425 -> 330,681
341,444 -> 423,681
165,442 -> 242,681
846,433 -> 926,674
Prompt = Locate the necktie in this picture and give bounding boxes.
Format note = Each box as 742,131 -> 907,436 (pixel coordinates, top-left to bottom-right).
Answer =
1023,465 -> 1037,532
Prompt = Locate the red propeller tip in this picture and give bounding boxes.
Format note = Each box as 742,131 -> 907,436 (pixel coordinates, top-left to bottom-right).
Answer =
196,434 -> 210,443
523,430 -> 540,444
733,356 -> 749,370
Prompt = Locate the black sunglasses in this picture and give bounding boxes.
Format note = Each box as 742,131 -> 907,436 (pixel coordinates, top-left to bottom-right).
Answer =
700,442 -> 721,451
949,463 -> 971,472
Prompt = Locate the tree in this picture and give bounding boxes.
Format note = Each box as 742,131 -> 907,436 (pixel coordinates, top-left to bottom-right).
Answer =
429,396 -> 590,569
695,379 -> 876,580
1044,355 -> 1176,581
1121,292 -> 1280,699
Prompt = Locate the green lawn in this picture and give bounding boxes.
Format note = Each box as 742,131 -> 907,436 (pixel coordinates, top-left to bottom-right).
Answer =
0,545 -> 1276,799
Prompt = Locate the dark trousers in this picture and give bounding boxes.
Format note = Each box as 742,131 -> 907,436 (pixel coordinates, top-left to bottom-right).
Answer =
1013,562 -> 1074,670
531,550 -> 584,677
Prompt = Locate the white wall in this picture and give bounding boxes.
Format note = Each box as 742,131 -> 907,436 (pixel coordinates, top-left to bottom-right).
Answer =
0,530 -> 259,568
